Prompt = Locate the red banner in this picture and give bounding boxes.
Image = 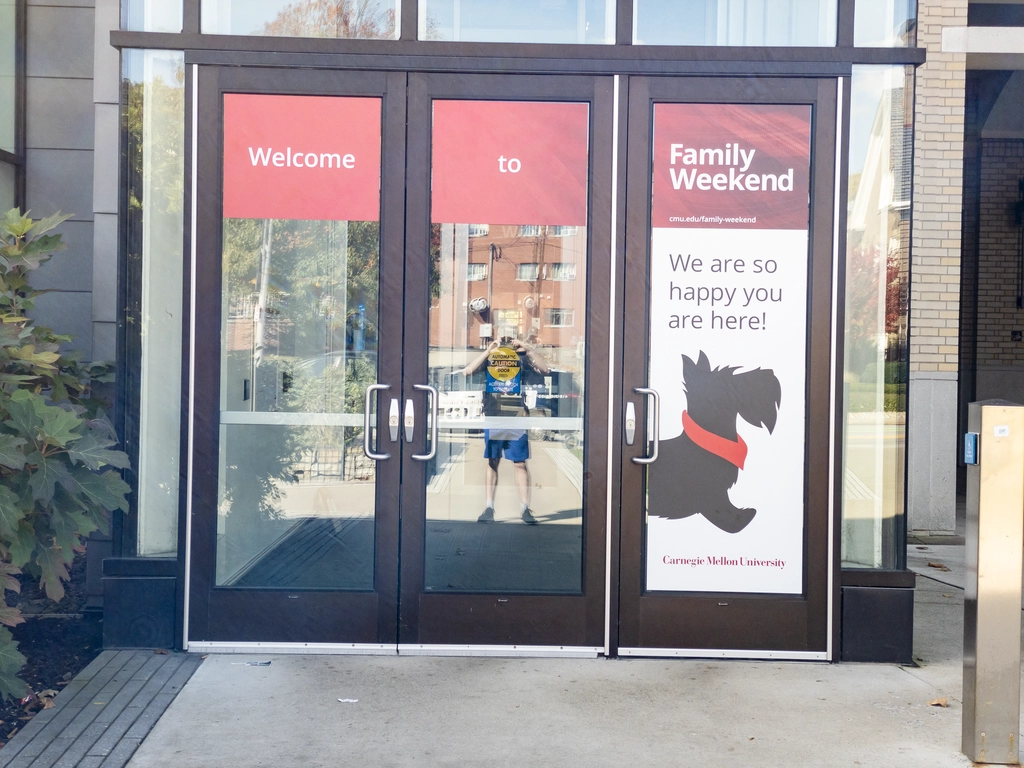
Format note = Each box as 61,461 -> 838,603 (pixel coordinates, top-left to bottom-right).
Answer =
223,94 -> 381,221
431,100 -> 589,226
651,103 -> 812,230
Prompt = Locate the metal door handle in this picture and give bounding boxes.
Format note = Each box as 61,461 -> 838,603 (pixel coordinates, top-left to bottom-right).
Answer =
632,387 -> 660,465
363,384 -> 391,461
625,401 -> 637,445
412,384 -> 439,461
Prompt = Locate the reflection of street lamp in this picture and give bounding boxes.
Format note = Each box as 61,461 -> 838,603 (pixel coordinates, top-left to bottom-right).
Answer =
486,242 -> 496,328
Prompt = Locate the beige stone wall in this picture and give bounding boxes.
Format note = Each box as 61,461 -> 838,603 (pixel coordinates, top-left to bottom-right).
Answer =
906,0 -> 967,533
911,0 -> 968,374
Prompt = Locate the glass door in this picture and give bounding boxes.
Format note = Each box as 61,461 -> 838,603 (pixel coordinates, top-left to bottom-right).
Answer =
616,77 -> 840,657
188,67 -> 406,645
397,74 -> 615,650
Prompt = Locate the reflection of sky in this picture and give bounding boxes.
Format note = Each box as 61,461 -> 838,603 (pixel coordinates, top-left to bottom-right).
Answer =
125,50 -> 184,86
634,0 -> 835,46
853,0 -> 914,46
204,0 -> 398,35
423,0 -> 613,43
849,66 -> 903,177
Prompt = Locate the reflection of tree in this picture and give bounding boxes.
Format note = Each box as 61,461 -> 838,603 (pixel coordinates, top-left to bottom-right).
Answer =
220,218 -> 381,538
125,65 -> 184,221
263,0 -> 395,38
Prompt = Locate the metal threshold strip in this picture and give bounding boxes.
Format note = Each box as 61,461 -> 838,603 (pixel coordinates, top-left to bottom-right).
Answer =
397,645 -> 601,658
617,648 -> 828,661
187,642 -> 396,655
187,642 -> 601,658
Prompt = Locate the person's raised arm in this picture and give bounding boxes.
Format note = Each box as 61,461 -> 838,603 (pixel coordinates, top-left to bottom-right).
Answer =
461,339 -> 500,375
512,339 -> 551,375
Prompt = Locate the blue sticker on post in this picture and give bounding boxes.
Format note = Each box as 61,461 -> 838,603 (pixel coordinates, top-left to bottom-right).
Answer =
964,432 -> 979,465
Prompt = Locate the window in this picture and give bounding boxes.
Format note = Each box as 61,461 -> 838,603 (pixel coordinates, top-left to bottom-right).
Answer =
855,0 -> 916,46
466,263 -> 487,281
548,263 -> 577,281
0,0 -> 23,210
123,0 -> 182,32
517,263 -> 540,281
202,0 -> 399,38
545,308 -> 574,327
124,50 -> 186,557
634,0 -> 837,46
519,225 -> 542,237
840,66 -> 913,570
550,225 -> 578,237
467,224 -> 489,237
419,0 -> 615,43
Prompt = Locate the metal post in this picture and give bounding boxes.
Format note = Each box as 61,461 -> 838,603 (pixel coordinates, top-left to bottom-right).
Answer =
962,400 -> 1024,764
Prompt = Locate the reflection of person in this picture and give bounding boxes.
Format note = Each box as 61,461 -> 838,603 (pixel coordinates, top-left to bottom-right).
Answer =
461,337 -> 550,525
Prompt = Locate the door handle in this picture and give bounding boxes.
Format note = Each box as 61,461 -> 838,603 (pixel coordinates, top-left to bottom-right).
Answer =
624,401 -> 637,445
363,383 -> 391,461
404,398 -> 415,443
412,384 -> 439,461
631,387 -> 660,465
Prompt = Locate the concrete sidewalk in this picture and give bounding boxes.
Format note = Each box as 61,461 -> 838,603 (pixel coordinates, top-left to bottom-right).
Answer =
122,574 -> 1023,768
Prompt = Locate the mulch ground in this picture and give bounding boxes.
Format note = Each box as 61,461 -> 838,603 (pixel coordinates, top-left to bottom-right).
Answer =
0,550 -> 102,747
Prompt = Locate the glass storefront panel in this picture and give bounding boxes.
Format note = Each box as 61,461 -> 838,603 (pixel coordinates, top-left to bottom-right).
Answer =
0,161 -> 14,211
419,0 -> 614,43
634,0 -> 837,47
841,65 -> 912,569
426,100 -> 589,594
216,219 -> 381,588
123,0 -> 182,32
124,49 -> 185,557
202,0 -> 399,39
0,0 -> 15,154
854,0 -> 916,47
215,94 -> 383,589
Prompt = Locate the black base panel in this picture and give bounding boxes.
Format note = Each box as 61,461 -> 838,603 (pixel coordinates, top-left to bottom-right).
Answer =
103,560 -> 178,649
840,586 -> 914,663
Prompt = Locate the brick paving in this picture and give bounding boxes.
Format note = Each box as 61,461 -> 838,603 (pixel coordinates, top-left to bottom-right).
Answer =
0,651 -> 202,768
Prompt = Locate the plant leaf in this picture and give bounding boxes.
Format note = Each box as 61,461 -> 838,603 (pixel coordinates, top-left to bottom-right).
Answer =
30,399 -> 83,448
0,485 -> 25,539
50,502 -> 91,563
28,212 -> 72,238
0,563 -> 21,594
26,451 -> 70,505
36,546 -> 68,602
0,434 -> 27,470
7,522 -> 36,568
0,605 -> 24,628
3,389 -> 42,437
0,626 -> 28,701
66,432 -> 130,470
66,467 -> 130,513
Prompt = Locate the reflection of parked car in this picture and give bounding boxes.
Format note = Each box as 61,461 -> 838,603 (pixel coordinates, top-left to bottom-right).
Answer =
439,390 -> 483,422
439,366 -> 581,419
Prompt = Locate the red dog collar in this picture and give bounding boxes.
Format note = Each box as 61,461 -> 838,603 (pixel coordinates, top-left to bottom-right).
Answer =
682,410 -> 747,469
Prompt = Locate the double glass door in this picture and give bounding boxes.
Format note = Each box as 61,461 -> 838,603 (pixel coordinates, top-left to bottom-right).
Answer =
187,66 -> 839,657
187,68 -> 611,650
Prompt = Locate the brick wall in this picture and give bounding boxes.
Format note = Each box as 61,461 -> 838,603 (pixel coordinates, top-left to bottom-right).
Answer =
911,0 -> 967,374
906,0 -> 967,532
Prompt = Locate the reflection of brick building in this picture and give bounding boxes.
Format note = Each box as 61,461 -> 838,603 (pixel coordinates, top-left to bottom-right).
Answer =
429,224 -> 587,353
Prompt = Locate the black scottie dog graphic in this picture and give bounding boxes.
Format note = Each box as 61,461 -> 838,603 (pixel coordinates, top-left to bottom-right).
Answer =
647,351 -> 781,534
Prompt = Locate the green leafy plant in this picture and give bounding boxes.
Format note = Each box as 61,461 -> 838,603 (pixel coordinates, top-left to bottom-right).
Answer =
0,209 -> 130,699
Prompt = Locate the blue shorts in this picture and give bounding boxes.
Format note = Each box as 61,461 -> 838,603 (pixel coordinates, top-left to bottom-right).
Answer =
482,432 -> 530,462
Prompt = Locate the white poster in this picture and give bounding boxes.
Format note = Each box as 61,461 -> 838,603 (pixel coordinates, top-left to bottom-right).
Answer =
644,103 -> 813,595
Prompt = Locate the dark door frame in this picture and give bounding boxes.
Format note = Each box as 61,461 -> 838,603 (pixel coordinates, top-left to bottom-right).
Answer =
186,65 -> 408,645
615,75 -> 841,658
398,72 -> 618,651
